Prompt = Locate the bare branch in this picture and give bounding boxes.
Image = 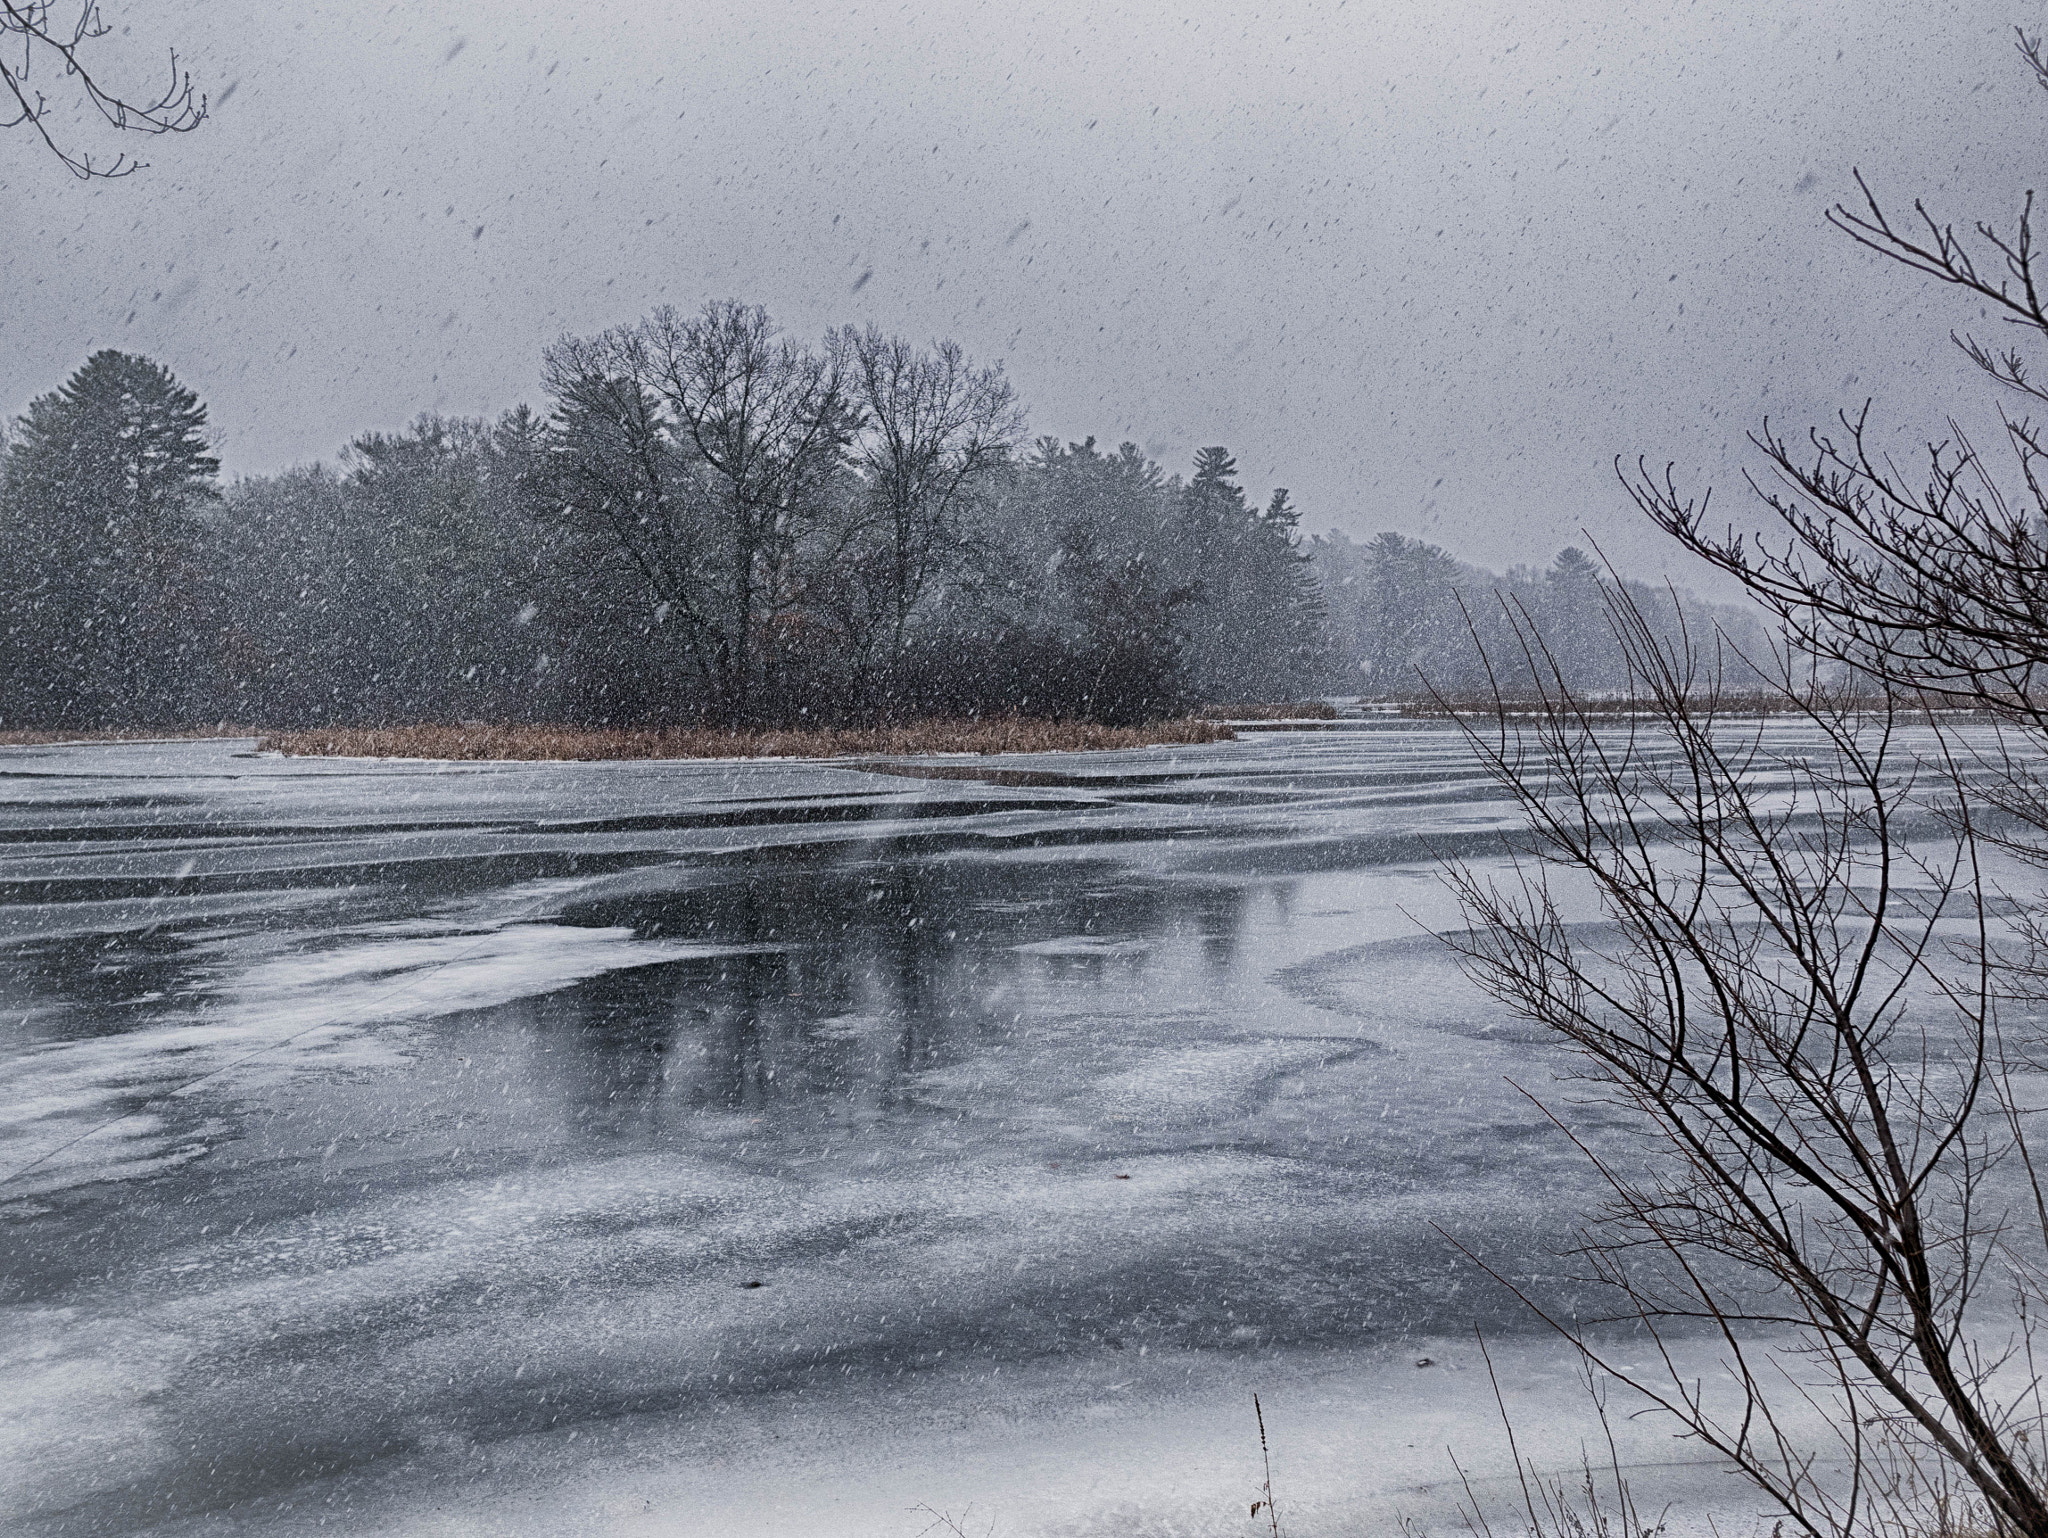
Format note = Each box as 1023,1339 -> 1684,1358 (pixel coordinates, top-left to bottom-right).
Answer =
1,1 -> 205,179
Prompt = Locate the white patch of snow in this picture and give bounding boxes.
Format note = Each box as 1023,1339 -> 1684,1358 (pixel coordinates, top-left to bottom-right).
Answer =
1012,936 -> 1153,958
0,924 -> 766,1196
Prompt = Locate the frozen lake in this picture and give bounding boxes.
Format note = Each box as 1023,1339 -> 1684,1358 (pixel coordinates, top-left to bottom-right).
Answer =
2,729 -> 1801,1536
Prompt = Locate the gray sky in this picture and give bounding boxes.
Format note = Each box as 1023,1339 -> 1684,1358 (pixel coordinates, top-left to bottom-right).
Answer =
1,0 -> 2037,583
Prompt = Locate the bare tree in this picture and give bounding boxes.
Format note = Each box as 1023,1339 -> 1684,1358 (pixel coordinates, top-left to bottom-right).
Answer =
539,326 -> 716,693
826,326 -> 1023,707
3,1 -> 204,178
541,302 -> 858,725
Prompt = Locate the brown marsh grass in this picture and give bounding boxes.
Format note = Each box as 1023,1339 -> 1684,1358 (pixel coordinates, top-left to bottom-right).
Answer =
256,717 -> 1235,762
1397,691 -> 1987,721
1199,700 -> 1340,720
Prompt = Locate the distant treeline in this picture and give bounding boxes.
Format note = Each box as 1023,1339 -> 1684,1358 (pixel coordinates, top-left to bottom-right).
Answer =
0,316 -> 1767,731
1313,529 -> 1779,698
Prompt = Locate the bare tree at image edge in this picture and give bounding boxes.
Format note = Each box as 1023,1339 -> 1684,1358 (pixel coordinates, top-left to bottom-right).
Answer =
1436,592 -> 2048,1538
4,2 -> 204,178
1627,31 -> 2048,739
1427,33 -> 2048,1537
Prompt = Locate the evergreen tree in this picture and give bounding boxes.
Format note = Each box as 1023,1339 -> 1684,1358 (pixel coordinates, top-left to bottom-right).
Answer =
1172,447 -> 1327,703
0,351 -> 219,725
1190,445 -> 1238,490
212,409 -> 563,726
1353,531 -> 1469,691
1540,545 -> 1610,689
1308,529 -> 1775,698
990,436 -> 1196,721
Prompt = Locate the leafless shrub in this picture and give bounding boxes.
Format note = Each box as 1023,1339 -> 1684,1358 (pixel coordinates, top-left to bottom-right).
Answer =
1433,578 -> 2048,1538
1404,1337 -> 1669,1538
1254,1390 -> 1284,1537
1630,31 -> 2048,740
908,1503 -> 996,1538
1427,34 -> 2048,1536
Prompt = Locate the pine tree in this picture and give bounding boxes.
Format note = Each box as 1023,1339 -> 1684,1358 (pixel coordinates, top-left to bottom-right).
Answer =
1542,545 -> 1610,689
1190,445 -> 1238,490
1174,448 -> 1327,702
0,351 -> 220,725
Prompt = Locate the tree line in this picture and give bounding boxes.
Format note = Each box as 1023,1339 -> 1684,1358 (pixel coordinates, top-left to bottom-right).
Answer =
1313,527 -> 1775,698
0,310 -> 1326,730
0,303 -> 1750,732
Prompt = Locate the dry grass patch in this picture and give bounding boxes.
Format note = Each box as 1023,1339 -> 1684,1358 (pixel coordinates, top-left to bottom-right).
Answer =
1199,700 -> 1340,720
1399,692 -> 1985,721
257,717 -> 1235,762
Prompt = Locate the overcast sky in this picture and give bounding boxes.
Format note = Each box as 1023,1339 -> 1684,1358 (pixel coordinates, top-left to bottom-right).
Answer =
1,0 -> 2037,583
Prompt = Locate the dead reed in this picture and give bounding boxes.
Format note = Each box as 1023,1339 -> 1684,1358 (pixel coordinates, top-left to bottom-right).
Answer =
256,716 -> 1235,762
1399,692 -> 1966,721
1200,700 -> 1341,720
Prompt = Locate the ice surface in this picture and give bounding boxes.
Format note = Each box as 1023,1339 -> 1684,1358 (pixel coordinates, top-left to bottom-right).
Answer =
0,727 -> 1974,1536
1,922 -> 776,1196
